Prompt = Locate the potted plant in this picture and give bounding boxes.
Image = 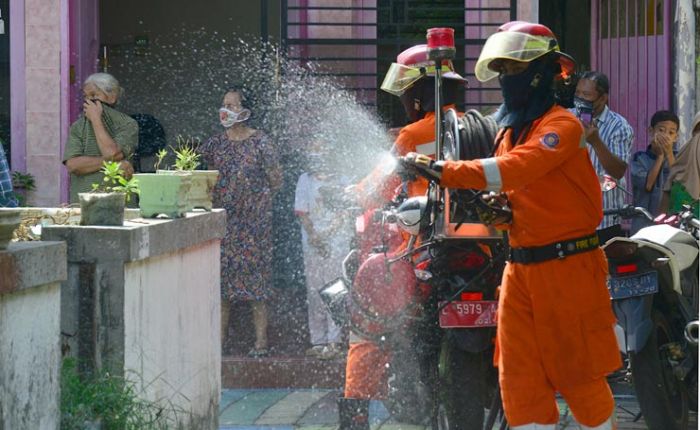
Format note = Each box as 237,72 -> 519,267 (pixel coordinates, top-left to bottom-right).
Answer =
78,161 -> 139,226
11,171 -> 36,206
134,149 -> 191,218
156,135 -> 219,211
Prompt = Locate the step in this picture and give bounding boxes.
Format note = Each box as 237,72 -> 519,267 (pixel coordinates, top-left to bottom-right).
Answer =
222,355 -> 346,389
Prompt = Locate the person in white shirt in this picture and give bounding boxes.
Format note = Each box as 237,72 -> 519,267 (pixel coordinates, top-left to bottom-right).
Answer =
295,151 -> 352,360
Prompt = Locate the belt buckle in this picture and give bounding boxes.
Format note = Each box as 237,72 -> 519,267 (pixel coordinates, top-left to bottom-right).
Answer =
555,242 -> 566,259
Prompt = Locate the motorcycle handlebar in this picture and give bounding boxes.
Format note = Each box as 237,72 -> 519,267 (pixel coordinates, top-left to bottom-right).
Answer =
603,205 -> 653,221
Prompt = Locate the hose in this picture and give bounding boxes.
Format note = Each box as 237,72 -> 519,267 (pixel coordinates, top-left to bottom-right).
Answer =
448,110 -> 499,224
458,110 -> 498,160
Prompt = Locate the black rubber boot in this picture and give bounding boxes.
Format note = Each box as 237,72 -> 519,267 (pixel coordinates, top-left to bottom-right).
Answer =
338,397 -> 370,430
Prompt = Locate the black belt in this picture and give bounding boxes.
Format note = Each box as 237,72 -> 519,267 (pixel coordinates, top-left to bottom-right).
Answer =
509,233 -> 600,264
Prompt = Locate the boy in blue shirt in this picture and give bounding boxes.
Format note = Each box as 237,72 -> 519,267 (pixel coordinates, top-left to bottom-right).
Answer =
630,110 -> 679,233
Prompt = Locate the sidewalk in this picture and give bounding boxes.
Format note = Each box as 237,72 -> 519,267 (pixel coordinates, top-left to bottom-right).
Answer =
219,388 -> 697,429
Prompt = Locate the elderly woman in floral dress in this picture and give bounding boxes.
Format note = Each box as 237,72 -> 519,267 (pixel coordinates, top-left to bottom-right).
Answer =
199,87 -> 282,357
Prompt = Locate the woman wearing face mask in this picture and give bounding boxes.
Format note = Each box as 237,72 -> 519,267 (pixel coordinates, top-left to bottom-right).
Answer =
199,87 -> 282,357
63,73 -> 138,203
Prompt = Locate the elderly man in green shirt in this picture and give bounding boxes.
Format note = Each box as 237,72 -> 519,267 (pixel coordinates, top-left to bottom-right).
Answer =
63,73 -> 138,203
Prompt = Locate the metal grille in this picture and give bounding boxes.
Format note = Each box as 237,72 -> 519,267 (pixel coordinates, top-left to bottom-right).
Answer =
282,0 -> 516,127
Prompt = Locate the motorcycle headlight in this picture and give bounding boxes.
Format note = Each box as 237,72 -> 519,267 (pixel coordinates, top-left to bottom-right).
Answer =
395,196 -> 428,236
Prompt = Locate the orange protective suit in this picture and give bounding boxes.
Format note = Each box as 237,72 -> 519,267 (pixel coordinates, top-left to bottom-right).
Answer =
345,109 -> 453,399
439,105 -> 621,427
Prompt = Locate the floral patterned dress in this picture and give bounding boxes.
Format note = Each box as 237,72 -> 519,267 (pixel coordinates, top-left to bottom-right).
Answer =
199,130 -> 279,302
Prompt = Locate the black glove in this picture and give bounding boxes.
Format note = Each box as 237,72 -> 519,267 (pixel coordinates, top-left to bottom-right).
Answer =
476,192 -> 512,225
398,152 -> 443,183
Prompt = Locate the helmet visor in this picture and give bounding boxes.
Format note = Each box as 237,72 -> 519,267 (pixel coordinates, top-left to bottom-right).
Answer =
474,31 -> 557,82
381,63 -> 463,96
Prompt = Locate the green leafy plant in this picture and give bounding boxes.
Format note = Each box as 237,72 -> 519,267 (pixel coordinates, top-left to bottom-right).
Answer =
60,358 -> 182,430
91,161 -> 140,202
154,149 -> 168,171
173,135 -> 201,171
11,171 -> 36,191
11,171 -> 37,206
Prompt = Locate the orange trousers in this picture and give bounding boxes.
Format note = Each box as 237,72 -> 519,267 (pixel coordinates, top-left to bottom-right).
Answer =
497,248 -> 621,427
344,341 -> 391,399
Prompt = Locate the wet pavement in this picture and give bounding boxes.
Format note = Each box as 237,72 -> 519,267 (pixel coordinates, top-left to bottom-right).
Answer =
218,387 -> 698,429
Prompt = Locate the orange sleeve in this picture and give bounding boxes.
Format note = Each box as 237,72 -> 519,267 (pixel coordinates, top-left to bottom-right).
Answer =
441,110 -> 584,192
393,128 -> 417,156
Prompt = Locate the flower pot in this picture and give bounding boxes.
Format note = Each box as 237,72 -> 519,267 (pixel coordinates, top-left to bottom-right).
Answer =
135,173 -> 191,218
78,192 -> 126,226
0,209 -> 21,250
157,170 -> 218,211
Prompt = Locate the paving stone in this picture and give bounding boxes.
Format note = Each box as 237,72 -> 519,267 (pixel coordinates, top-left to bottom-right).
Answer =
220,389 -> 253,414
220,389 -> 697,430
297,391 -> 342,426
220,390 -> 289,425
256,390 -> 330,425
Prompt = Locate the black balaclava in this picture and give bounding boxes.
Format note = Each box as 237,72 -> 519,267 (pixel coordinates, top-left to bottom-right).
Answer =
497,54 -> 558,142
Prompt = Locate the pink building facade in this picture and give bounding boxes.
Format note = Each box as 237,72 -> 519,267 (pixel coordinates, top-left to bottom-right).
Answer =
5,0 -> 697,206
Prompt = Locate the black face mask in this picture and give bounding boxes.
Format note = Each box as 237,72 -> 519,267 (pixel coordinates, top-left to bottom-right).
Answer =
498,64 -> 543,111
496,57 -> 557,141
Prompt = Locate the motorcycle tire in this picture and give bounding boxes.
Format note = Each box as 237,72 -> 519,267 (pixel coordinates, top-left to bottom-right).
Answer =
383,347 -> 433,425
630,310 -> 689,430
438,341 -> 486,430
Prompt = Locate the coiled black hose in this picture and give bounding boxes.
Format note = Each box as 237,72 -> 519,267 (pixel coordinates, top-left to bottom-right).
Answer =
458,109 -> 498,161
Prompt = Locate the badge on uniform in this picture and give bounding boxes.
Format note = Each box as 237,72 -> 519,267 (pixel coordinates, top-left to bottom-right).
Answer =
540,132 -> 559,149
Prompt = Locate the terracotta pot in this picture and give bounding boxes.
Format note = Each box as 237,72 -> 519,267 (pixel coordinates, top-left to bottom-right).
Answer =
0,209 -> 21,250
134,173 -> 191,218
78,192 -> 126,226
157,170 -> 218,211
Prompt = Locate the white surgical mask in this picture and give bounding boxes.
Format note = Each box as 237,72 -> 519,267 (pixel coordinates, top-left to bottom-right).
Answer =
219,108 -> 251,128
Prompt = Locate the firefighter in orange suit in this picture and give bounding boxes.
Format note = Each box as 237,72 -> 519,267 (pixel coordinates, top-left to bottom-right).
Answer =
339,44 -> 466,430
401,22 -> 621,430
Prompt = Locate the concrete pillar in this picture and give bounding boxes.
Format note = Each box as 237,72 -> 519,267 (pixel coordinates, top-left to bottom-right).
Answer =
0,240 -> 67,429
675,0 -> 697,142
17,0 -> 68,206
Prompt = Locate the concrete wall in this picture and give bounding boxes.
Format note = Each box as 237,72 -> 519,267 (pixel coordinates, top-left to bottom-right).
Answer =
42,210 -> 226,429
124,241 -> 221,429
0,241 -> 67,430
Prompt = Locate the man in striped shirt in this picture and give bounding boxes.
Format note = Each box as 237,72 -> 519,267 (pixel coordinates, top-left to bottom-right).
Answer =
574,71 -> 634,233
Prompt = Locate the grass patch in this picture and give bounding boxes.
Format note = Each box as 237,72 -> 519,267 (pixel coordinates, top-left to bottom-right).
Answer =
60,358 -> 183,430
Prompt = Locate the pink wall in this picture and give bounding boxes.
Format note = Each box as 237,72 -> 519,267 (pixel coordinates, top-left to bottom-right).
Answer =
591,0 -> 672,152
9,0 -> 26,173
11,0 -> 69,206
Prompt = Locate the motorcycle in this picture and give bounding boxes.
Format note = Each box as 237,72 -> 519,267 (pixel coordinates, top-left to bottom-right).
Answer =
601,205 -> 699,430
320,109 -> 509,430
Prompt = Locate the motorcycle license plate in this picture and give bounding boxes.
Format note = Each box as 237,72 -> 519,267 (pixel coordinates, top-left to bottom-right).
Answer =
438,300 -> 498,328
608,271 -> 658,300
